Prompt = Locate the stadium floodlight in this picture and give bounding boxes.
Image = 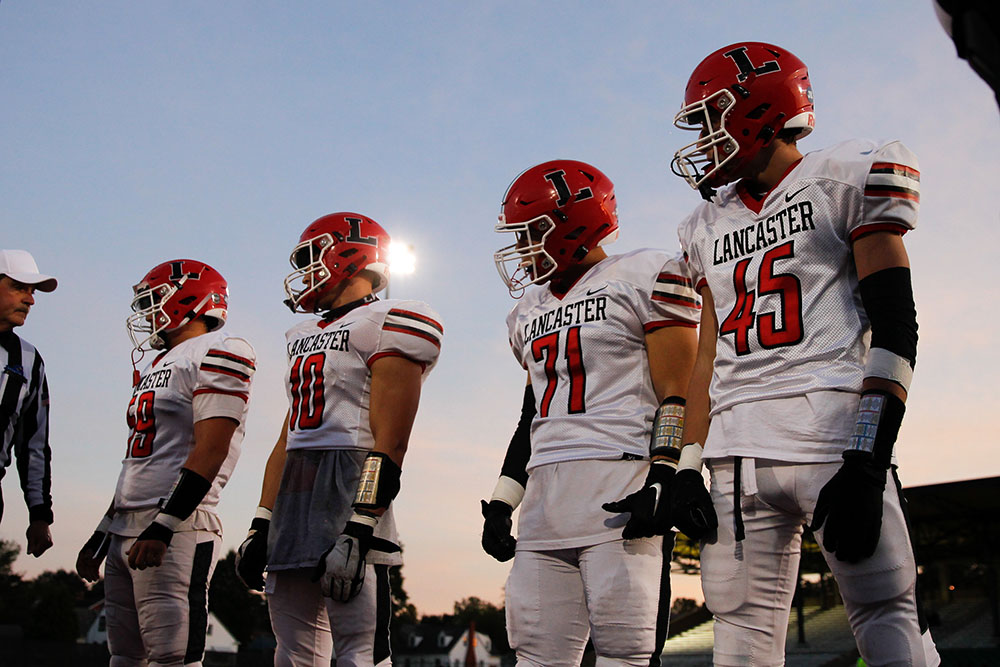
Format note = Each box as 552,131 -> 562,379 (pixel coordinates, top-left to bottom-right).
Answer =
386,240 -> 416,298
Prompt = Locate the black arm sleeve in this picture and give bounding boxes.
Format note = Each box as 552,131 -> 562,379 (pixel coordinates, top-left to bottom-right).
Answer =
859,266 -> 918,366
499,384 -> 535,488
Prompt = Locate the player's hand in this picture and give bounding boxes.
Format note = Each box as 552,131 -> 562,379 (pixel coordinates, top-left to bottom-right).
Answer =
126,539 -> 167,569
128,521 -> 172,570
480,500 -> 516,561
315,517 -> 373,601
76,529 -> 110,582
602,461 -> 674,539
26,520 -> 53,557
77,549 -> 102,582
235,517 -> 270,591
671,468 -> 718,541
127,538 -> 168,570
811,454 -> 887,563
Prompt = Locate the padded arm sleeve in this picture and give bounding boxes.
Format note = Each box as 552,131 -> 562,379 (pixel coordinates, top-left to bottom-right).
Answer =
499,384 -> 536,488
859,266 -> 917,391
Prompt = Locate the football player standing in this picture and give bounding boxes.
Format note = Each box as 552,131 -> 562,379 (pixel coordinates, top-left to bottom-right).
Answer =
481,160 -> 700,667
669,42 -> 940,665
76,259 -> 256,666
234,213 -> 443,667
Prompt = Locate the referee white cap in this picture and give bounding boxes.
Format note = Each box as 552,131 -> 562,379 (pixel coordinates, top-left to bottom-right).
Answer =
0,249 -> 58,292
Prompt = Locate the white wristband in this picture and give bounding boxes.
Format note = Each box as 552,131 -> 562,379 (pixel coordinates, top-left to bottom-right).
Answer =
677,442 -> 705,474
254,506 -> 273,521
490,475 -> 526,510
153,512 -> 183,532
865,347 -> 914,392
349,510 -> 379,529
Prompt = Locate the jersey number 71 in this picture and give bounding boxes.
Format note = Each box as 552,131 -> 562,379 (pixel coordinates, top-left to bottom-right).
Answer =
531,326 -> 586,418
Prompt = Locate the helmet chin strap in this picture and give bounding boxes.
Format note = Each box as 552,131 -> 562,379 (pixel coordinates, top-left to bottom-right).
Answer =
131,347 -> 146,387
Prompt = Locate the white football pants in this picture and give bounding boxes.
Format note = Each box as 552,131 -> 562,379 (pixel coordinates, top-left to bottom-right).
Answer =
700,458 -> 940,667
105,531 -> 220,667
505,537 -> 664,667
266,565 -> 392,667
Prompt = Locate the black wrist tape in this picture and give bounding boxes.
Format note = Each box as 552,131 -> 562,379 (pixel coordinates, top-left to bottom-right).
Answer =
137,521 -> 174,546
29,505 -> 54,525
82,530 -> 107,554
161,468 -> 213,520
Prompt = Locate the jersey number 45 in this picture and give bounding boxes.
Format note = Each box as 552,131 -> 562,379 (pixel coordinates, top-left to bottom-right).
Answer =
720,241 -> 804,355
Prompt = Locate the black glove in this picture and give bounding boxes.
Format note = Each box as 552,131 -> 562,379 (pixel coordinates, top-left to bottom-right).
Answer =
315,516 -> 374,601
602,461 -> 675,539
671,468 -> 718,540
810,453 -> 888,563
235,517 -> 270,591
481,500 -> 516,562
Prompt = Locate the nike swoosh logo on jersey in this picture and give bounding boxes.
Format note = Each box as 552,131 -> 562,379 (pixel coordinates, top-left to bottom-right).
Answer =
587,285 -> 608,295
161,360 -> 175,367
785,185 -> 810,202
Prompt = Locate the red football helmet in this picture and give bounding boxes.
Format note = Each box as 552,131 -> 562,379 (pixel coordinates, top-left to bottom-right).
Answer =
495,159 -> 618,296
671,42 -> 814,192
127,259 -> 229,351
284,212 -> 390,313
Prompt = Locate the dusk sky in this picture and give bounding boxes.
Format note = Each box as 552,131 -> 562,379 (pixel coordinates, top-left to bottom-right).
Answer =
2,2 -> 997,613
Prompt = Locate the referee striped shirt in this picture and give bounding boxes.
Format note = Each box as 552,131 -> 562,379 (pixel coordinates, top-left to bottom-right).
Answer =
0,330 -> 53,524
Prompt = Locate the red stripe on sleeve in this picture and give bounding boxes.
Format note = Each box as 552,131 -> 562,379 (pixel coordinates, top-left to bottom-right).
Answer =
849,224 -> 910,242
206,349 -> 256,369
382,324 -> 442,348
864,187 -> 919,202
200,365 -> 252,382
387,309 -> 444,333
870,162 -> 920,180
644,320 -> 699,333
366,351 -> 428,372
657,273 -> 692,286
193,388 -> 249,402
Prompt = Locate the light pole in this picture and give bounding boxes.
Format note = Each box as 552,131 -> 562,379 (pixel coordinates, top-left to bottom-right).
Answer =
385,240 -> 416,300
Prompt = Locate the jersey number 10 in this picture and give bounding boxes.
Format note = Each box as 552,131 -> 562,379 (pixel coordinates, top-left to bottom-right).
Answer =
289,352 -> 326,431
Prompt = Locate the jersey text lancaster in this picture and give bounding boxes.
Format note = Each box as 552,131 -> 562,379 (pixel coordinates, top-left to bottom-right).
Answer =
133,368 -> 172,393
523,296 -> 608,342
287,329 -> 350,358
712,201 -> 815,265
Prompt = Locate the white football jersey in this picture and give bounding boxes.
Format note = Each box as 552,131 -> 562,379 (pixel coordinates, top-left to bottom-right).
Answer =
113,331 -> 256,512
678,139 -> 920,420
507,248 -> 700,470
283,298 -> 443,451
